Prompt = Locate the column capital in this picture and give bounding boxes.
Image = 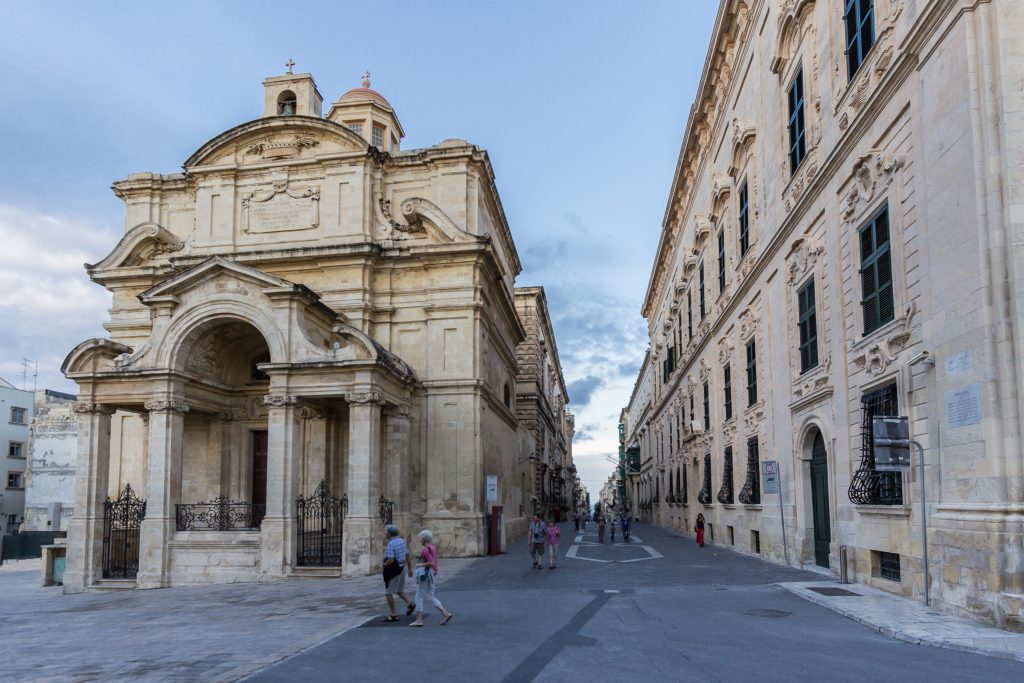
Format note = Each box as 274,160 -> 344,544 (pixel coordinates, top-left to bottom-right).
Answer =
263,394 -> 298,408
346,390 -> 386,406
72,402 -> 115,415
144,396 -> 189,414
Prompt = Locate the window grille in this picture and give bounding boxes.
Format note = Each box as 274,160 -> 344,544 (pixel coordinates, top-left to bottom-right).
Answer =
717,447 -> 734,504
849,382 -> 903,505
738,182 -> 750,255
788,68 -> 806,174
689,394 -> 695,426
738,438 -> 761,504
698,453 -> 713,505
845,0 -> 876,80
746,340 -> 757,406
718,229 -> 726,294
860,206 -> 894,335
798,280 -> 819,373
723,365 -> 733,421
879,551 -> 901,581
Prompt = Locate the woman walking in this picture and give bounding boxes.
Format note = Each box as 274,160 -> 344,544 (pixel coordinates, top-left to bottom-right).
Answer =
409,530 -> 453,627
545,518 -> 561,569
528,514 -> 546,569
695,513 -> 706,547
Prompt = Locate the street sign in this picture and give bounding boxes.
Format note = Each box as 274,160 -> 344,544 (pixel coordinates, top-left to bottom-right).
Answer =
873,416 -> 912,471
485,475 -> 498,502
761,460 -> 780,494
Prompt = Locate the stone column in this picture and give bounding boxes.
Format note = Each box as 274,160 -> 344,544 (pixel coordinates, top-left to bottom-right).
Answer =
344,392 -> 384,575
384,405 -> 412,539
137,395 -> 188,590
63,402 -> 114,594
260,394 -> 302,579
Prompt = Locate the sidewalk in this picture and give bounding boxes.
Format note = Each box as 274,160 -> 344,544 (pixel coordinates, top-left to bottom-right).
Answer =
781,580 -> 1024,663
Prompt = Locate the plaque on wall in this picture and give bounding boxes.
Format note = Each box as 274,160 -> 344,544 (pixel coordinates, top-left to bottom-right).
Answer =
241,183 -> 320,234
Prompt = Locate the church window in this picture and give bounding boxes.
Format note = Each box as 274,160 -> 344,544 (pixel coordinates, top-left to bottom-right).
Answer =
738,181 -> 749,256
372,124 -> 385,147
845,0 -> 875,81
277,90 -> 297,116
787,68 -> 806,175
859,205 -> 894,335
347,121 -> 363,136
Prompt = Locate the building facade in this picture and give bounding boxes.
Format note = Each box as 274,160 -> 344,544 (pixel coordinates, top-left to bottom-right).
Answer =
631,0 -> 1024,628
22,390 -> 78,533
62,69 -> 564,591
1,379 -> 33,534
514,287 -> 576,520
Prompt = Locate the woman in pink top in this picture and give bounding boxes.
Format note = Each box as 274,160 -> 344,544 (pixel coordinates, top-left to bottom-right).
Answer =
545,519 -> 561,569
410,530 -> 453,627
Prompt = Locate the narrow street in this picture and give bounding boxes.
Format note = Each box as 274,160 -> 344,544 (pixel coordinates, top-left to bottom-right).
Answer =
250,522 -> 1024,682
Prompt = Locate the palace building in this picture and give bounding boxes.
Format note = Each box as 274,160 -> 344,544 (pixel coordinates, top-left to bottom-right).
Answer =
62,68 -> 570,591
628,0 -> 1024,628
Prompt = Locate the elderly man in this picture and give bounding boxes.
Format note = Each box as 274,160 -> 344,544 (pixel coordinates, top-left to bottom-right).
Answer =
381,525 -> 415,622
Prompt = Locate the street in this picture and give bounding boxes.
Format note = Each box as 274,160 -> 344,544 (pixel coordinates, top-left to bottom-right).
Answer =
250,522 -> 1024,682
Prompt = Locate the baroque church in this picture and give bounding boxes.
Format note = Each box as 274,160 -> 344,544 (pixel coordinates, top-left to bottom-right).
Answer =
62,67 -> 568,591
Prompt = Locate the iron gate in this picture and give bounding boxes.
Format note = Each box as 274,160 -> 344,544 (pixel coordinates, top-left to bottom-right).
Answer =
297,480 -> 347,566
378,495 -> 394,526
102,483 -> 146,579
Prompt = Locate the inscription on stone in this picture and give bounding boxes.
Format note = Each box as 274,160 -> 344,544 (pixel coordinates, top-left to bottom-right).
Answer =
242,184 -> 319,234
945,383 -> 982,428
945,350 -> 972,376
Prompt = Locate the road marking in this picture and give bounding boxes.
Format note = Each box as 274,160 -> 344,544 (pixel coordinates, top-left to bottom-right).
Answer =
565,535 -> 661,564
565,545 -> 609,562
619,546 -> 663,562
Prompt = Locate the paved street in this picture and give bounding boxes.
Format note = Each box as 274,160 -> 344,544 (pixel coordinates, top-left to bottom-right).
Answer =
3,522 -> 1024,682
252,522 -> 1024,682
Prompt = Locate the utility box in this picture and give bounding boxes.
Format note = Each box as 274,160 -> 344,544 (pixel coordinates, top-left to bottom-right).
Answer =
872,416 -> 912,471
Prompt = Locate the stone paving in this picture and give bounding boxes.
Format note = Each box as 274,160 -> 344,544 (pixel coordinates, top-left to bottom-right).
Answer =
781,580 -> 1024,663
0,559 -> 476,682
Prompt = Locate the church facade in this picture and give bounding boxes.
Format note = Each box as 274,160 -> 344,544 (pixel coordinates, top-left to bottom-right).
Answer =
62,69 -> 562,591
630,0 -> 1024,628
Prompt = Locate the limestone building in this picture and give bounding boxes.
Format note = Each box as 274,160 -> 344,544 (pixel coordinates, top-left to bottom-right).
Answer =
630,0 -> 1024,628
22,390 -> 78,533
513,287 -> 576,520
62,68 -> 561,591
1,379 -> 33,534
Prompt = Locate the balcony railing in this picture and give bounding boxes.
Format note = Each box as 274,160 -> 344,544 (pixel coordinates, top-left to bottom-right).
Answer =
175,496 -> 265,531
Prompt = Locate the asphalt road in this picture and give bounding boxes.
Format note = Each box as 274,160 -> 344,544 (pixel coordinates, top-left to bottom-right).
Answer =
248,522 -> 1024,682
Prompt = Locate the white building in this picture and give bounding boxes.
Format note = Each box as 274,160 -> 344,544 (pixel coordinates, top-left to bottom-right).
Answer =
0,378 -> 34,534
22,390 -> 78,533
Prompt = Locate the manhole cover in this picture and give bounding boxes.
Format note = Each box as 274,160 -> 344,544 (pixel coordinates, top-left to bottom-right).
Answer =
745,609 -> 791,618
808,587 -> 861,597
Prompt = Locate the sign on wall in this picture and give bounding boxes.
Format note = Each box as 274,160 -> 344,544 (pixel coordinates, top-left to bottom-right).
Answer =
485,475 -> 498,502
945,384 -> 982,429
761,460 -> 780,494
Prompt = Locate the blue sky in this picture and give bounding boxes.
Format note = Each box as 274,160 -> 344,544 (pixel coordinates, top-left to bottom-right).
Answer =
0,1 -> 718,495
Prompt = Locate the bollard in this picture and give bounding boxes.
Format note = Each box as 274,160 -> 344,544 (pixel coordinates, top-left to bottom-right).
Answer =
839,545 -> 849,584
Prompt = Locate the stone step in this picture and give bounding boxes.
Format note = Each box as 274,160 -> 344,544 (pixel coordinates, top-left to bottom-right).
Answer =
289,567 -> 344,579
91,579 -> 137,591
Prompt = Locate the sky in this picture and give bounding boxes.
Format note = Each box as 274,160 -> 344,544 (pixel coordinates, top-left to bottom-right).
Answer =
0,1 -> 718,497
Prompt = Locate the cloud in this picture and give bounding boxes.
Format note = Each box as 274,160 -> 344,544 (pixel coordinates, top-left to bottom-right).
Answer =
0,204 -> 115,393
573,430 -> 594,442
567,374 -> 604,408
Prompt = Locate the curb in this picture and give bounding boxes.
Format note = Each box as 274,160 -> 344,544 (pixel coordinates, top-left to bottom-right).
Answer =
778,583 -> 1024,665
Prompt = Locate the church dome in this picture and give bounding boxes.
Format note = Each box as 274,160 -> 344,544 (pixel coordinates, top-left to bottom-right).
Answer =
338,86 -> 393,108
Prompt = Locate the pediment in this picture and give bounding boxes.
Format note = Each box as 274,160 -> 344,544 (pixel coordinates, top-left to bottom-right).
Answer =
185,117 -> 369,168
139,257 -> 293,304
87,222 -> 184,272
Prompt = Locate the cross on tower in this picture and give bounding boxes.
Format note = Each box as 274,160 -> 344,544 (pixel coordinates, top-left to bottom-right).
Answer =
361,71 -> 371,88
285,58 -> 295,75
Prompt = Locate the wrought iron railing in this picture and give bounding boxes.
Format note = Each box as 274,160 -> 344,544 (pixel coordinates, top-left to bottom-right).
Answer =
103,483 -> 146,579
175,496 -> 265,531
717,447 -> 734,504
849,382 -> 904,505
738,439 -> 761,505
297,480 -> 347,567
698,453 -> 713,505
378,495 -> 394,526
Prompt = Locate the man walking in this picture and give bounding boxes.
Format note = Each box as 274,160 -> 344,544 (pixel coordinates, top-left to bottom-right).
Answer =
528,514 -> 546,569
381,525 -> 414,622
619,509 -> 631,543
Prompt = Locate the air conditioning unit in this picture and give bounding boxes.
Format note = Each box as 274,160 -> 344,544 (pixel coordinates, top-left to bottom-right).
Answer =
690,420 -> 703,434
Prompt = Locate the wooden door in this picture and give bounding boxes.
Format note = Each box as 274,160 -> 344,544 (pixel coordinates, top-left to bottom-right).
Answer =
251,430 -> 268,507
810,431 -> 831,568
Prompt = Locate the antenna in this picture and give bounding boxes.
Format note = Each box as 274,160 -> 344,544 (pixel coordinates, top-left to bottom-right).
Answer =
21,357 -> 37,392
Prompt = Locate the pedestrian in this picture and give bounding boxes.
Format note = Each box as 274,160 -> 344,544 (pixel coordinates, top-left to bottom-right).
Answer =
619,509 -> 631,543
381,524 -> 415,622
409,530 -> 454,627
695,513 -> 705,547
596,509 -> 606,543
610,511 -> 616,542
573,510 -> 581,532
528,514 -> 546,569
546,518 -> 561,569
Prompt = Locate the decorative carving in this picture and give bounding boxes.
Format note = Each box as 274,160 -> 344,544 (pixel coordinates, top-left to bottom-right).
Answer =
699,358 -> 712,381
785,235 -> 822,286
72,402 -> 114,415
840,151 -> 903,225
851,302 -> 918,376
717,337 -> 735,365
738,304 -> 760,339
244,134 -> 320,160
346,390 -> 385,405
379,197 -> 424,233
743,402 -> 765,433
241,182 -> 319,234
144,397 -> 189,413
263,394 -> 298,408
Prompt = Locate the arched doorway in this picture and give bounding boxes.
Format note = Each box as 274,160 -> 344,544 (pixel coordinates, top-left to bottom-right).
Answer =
810,430 -> 831,568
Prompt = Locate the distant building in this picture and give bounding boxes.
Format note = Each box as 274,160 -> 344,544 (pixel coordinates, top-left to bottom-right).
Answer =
22,390 -> 78,532
0,378 -> 34,534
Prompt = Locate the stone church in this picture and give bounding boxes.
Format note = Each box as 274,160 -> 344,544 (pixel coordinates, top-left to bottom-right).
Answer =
62,68 -> 556,591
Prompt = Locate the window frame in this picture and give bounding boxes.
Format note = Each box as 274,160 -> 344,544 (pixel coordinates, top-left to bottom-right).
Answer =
723,364 -> 733,421
10,406 -> 26,425
717,229 -> 726,295
698,261 -> 706,319
845,0 -> 876,81
859,205 -> 895,335
787,67 -> 806,175
371,123 -> 385,148
745,339 -> 758,406
7,472 -> 23,489
702,381 -> 710,431
8,441 -> 24,458
797,279 -> 819,374
738,181 -> 750,257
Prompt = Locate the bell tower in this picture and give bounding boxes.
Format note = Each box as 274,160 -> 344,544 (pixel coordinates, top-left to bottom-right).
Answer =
262,59 -> 323,118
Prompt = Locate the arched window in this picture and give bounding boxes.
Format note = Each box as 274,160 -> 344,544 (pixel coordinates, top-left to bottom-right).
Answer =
277,90 -> 297,115
503,382 -> 511,408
